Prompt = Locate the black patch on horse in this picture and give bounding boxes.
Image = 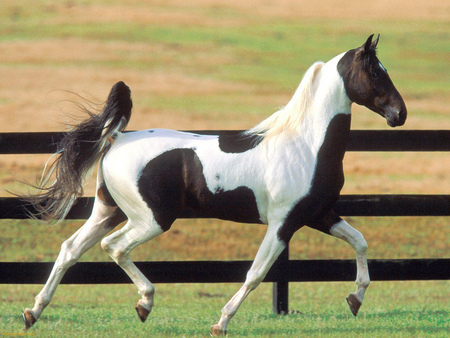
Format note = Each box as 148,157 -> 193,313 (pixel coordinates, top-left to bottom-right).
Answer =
277,114 -> 351,244
137,148 -> 262,231
218,132 -> 263,153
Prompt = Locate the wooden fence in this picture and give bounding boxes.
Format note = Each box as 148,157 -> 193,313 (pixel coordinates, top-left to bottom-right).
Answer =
0,130 -> 449,314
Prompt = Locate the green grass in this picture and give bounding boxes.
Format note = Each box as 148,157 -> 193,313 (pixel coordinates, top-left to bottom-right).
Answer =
1,281 -> 448,336
0,216 -> 447,336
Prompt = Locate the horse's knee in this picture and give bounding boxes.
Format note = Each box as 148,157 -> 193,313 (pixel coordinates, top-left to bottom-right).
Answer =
354,232 -> 368,255
330,221 -> 368,254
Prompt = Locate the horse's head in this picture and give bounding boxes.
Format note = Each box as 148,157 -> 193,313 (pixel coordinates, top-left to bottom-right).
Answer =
338,34 -> 407,127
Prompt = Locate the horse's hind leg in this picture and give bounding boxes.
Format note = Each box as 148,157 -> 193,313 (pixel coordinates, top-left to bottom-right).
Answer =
22,201 -> 126,329
101,218 -> 164,323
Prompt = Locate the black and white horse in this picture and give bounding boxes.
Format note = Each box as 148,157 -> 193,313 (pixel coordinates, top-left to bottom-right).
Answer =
22,35 -> 406,335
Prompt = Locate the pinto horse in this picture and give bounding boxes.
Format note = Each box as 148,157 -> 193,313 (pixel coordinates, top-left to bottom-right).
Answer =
22,35 -> 406,335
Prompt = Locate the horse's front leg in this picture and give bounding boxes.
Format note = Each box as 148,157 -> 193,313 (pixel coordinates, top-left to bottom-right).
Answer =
309,212 -> 370,316
211,224 -> 286,336
330,218 -> 370,316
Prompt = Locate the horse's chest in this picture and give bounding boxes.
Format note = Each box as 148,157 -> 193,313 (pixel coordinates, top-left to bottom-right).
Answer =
308,113 -> 350,197
276,114 -> 351,242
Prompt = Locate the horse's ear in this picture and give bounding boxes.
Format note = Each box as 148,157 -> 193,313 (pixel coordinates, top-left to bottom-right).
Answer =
357,34 -> 379,60
371,34 -> 380,50
363,34 -> 375,54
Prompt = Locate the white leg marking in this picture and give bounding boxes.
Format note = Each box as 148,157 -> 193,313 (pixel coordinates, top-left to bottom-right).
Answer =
24,201 -> 120,323
330,220 -> 370,307
212,225 -> 286,334
101,219 -> 163,319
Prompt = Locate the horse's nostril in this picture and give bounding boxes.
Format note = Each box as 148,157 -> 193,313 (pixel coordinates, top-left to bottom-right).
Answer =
394,109 -> 407,127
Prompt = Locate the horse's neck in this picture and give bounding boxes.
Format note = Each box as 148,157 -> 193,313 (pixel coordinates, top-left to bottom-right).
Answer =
298,57 -> 352,151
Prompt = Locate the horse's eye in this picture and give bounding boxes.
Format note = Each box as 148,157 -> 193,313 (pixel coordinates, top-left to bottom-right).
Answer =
372,71 -> 378,78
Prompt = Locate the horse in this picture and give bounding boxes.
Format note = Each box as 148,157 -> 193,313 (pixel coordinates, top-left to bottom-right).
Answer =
21,34 -> 406,335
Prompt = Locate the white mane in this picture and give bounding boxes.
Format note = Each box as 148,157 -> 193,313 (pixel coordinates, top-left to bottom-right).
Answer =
246,61 -> 324,142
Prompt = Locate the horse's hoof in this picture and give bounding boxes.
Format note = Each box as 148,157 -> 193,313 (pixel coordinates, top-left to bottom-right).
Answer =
22,309 -> 37,330
346,293 -> 362,317
135,302 -> 150,323
211,324 -> 227,336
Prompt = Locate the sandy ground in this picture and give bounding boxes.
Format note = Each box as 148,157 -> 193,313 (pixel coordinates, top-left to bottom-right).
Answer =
44,0 -> 450,22
0,0 -> 448,196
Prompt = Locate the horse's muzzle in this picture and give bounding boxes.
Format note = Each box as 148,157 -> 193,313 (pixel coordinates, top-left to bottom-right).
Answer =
386,108 -> 407,127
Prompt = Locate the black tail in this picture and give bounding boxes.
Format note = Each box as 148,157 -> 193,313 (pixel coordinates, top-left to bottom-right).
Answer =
24,81 -> 132,221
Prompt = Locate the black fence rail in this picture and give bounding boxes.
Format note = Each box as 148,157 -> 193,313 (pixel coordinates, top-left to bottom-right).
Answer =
1,259 -> 448,285
0,130 -> 449,314
1,194 -> 449,220
1,130 -> 450,154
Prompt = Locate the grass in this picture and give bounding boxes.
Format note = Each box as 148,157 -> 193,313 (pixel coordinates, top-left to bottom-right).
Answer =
0,0 -> 448,336
18,19 -> 444,97
0,216 -> 448,336
1,282 -> 448,336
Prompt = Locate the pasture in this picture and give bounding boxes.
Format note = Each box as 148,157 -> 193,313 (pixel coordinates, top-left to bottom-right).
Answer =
0,0 -> 448,336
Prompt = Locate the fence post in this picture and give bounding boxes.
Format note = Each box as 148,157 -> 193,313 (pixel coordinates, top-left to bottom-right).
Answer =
272,246 -> 289,314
